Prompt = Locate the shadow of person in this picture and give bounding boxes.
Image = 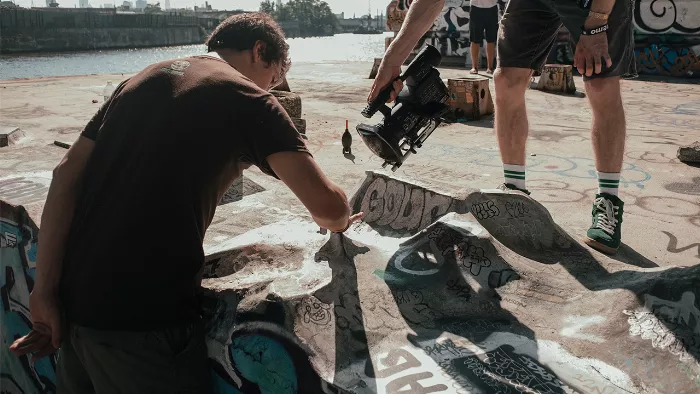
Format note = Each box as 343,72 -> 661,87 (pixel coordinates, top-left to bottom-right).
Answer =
344,171 -> 698,391
376,221 -> 576,393
313,233 -> 375,393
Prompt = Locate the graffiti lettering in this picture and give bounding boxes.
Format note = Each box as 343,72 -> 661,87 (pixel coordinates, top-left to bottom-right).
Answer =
633,0 -> 700,34
470,200 -> 500,220
359,177 -> 453,235
374,348 -> 422,379
298,296 -> 332,326
385,372 -> 448,393
1,202 -> 57,393
423,339 -> 465,357
505,201 -> 530,219
635,44 -> 700,77
446,278 -> 471,303
572,374 -> 618,394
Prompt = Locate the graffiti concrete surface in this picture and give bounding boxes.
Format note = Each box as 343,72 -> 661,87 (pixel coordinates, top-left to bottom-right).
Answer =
3,171 -> 700,393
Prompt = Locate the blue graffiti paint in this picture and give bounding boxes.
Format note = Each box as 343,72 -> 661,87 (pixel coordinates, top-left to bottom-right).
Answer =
1,213 -> 57,394
635,44 -> 699,77
229,335 -> 298,394
674,100 -> 700,115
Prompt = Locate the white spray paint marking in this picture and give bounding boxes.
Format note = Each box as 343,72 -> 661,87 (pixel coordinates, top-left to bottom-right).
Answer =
355,331 -> 637,394
560,315 -> 606,343
623,291 -> 700,364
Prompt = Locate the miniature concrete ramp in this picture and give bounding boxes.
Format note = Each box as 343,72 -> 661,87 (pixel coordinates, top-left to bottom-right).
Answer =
201,171 -> 700,394
2,171 -> 700,394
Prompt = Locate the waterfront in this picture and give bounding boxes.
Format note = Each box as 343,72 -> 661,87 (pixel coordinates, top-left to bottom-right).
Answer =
0,32 -> 392,80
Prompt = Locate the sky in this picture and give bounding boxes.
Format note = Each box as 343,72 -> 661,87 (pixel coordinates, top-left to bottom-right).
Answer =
12,0 -> 380,17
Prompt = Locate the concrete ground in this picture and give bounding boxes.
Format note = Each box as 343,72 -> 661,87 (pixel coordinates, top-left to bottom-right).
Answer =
1,61 -> 699,393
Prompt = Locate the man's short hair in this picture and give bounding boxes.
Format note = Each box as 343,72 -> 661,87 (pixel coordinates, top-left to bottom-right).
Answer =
206,12 -> 290,73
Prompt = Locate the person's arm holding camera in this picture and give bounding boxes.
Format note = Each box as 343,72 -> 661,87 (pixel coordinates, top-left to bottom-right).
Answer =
368,0 -> 445,103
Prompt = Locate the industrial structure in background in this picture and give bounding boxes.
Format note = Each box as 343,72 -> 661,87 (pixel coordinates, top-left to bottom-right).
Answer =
386,0 -> 700,78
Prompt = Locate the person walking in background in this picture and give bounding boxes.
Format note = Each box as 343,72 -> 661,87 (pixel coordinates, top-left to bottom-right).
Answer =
468,0 -> 500,74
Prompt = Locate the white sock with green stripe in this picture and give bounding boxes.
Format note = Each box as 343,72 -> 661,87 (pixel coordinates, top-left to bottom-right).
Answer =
503,164 -> 526,190
597,172 -> 620,196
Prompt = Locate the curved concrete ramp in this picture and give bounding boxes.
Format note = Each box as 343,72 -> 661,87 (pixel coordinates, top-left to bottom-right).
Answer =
2,171 -> 699,393
201,171 -> 699,393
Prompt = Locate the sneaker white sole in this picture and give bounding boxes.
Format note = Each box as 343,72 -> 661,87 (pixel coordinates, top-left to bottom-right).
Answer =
584,237 -> 619,254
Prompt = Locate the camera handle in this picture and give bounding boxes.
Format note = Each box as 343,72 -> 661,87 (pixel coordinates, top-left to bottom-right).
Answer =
361,76 -> 403,118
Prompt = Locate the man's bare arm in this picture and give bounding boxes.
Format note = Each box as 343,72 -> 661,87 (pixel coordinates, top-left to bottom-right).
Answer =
266,151 -> 352,232
385,0 -> 446,66
34,136 -> 95,294
368,0 -> 445,102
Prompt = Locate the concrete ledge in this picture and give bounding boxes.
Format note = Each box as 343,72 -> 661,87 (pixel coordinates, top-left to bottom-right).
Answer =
0,126 -> 25,147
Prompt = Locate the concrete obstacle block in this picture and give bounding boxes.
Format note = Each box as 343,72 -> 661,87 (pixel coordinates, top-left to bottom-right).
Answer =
291,117 -> 307,139
271,90 -> 302,119
369,57 -> 382,79
0,126 -> 25,147
446,76 -> 494,122
536,64 -> 576,94
678,141 -> 700,163
275,77 -> 291,92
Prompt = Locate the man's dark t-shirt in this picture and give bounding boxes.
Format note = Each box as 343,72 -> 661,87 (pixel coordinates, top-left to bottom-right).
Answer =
60,56 -> 309,330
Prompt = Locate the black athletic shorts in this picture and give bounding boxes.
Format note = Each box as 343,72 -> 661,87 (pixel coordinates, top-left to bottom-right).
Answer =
497,0 -> 638,80
470,5 -> 499,44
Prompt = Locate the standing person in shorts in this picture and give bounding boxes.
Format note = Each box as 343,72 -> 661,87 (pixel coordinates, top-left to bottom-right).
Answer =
368,0 -> 636,254
493,0 -> 637,254
469,0 -> 500,74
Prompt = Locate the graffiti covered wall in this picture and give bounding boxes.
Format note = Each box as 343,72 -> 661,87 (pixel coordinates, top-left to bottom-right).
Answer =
0,201 -> 57,393
390,0 -> 700,77
633,0 -> 700,77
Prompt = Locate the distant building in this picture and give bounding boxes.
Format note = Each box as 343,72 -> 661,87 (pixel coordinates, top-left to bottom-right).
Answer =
164,0 -> 170,9
103,3 -> 113,7
134,0 -> 145,9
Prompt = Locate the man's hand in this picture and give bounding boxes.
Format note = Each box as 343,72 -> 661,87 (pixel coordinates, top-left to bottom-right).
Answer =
320,212 -> 365,234
574,32 -> 613,77
9,290 -> 62,361
368,61 -> 404,103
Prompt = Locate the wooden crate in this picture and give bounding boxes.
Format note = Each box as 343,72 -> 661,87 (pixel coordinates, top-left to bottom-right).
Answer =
446,76 -> 494,121
536,64 -> 576,94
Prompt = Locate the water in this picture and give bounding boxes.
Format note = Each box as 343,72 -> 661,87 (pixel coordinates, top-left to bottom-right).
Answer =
0,33 -> 392,80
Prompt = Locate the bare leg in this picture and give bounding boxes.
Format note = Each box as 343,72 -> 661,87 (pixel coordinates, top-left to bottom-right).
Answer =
583,77 -> 626,254
494,67 -> 534,166
470,42 -> 481,72
486,42 -> 496,71
585,77 -> 626,173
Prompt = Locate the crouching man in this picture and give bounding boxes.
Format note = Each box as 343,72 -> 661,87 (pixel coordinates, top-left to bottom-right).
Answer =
10,12 -> 362,393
